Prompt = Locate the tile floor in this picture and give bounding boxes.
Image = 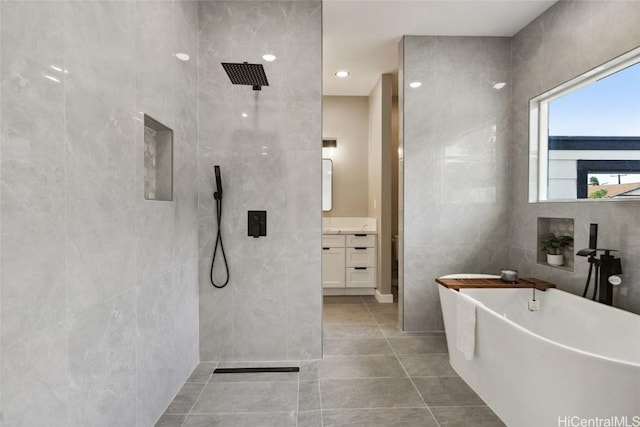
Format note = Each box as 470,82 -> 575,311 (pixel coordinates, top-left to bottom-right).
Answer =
156,296 -> 505,427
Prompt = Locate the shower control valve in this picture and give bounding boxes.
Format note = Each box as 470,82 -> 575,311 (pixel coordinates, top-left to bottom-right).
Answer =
248,211 -> 267,238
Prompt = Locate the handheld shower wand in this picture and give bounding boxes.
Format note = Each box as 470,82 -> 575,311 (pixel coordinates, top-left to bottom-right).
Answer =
579,224 -> 599,299
214,166 -> 223,200
210,165 -> 230,288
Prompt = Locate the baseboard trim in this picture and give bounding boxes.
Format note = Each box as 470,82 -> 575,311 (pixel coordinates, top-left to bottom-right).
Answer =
375,289 -> 394,303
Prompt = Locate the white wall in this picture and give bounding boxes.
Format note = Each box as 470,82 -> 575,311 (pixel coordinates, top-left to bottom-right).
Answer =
322,96 -> 369,217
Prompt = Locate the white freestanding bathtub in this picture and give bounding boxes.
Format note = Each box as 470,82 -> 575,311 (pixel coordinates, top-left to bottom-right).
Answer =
438,275 -> 640,427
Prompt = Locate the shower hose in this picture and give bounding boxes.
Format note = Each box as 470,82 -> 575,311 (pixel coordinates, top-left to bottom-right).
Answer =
209,195 -> 230,288
582,260 -> 599,300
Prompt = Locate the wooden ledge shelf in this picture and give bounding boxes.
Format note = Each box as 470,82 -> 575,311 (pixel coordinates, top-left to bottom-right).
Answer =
436,277 -> 556,291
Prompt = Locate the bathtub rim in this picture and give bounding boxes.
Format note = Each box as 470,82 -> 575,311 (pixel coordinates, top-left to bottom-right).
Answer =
439,273 -> 501,280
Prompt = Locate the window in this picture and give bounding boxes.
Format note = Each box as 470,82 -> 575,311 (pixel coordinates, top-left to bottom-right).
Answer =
529,47 -> 640,202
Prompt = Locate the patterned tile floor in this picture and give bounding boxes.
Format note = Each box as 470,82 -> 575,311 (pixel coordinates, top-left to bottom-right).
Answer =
156,296 -> 505,427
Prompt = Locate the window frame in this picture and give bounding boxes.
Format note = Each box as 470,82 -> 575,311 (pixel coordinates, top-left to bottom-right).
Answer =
528,46 -> 640,203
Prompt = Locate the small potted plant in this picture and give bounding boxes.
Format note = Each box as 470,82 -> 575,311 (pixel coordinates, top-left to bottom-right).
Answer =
540,233 -> 573,266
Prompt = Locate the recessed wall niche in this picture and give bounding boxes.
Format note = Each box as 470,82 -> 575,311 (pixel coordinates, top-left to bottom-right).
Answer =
537,217 -> 574,271
144,114 -> 173,201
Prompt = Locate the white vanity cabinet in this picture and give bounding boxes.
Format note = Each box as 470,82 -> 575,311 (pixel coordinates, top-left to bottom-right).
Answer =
322,235 -> 345,288
322,233 -> 376,294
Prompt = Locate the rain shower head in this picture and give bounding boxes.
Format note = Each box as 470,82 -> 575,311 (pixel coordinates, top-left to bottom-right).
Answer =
221,62 -> 269,91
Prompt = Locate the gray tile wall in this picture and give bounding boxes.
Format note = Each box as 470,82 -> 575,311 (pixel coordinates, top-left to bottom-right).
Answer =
0,1 -> 200,425
197,1 -> 322,361
509,1 -> 640,315
400,36 -> 512,331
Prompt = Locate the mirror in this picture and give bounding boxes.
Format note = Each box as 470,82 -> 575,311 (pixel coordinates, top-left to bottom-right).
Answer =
529,46 -> 640,202
322,158 -> 332,211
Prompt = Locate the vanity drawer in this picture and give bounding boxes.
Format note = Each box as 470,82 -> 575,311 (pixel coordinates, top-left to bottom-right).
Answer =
346,267 -> 375,288
322,234 -> 345,248
345,234 -> 375,248
345,247 -> 375,267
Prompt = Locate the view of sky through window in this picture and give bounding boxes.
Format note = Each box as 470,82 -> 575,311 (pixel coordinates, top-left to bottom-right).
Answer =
549,61 -> 640,137
548,61 -> 640,187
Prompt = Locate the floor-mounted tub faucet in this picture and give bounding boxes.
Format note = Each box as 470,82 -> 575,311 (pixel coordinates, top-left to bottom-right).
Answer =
577,224 -> 622,305
594,249 -> 622,305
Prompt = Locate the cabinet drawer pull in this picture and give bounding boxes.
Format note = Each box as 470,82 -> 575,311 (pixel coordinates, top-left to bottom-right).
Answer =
354,267 -> 367,270
322,247 -> 330,250
354,233 -> 367,237
354,247 -> 367,250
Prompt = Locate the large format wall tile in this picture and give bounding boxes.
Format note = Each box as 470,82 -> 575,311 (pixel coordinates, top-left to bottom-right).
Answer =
0,1 -> 63,66
65,89 -> 137,313
232,259 -> 289,360
0,50 -> 66,345
286,256 -> 322,359
174,261 -> 200,385
136,199 -> 176,283
64,1 -> 136,113
0,3 -> 67,424
400,36 -> 511,331
136,1 -> 175,126
135,1 -> 177,284
1,1 -> 200,426
174,17 -> 199,267
68,291 -> 137,427
176,1 -> 199,34
510,1 -> 640,315
137,272 -> 176,427
1,325 -> 69,426
175,141 -> 198,264
198,0 -> 322,361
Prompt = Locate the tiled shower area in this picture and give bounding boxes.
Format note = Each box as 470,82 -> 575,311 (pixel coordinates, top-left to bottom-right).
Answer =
156,297 -> 503,427
0,0 -> 320,425
2,0 -> 640,426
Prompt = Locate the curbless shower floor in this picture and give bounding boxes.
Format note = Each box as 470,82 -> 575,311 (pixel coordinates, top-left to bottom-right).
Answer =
155,296 -> 505,427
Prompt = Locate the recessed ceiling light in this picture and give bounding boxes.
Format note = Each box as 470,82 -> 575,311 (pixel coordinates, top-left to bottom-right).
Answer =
175,53 -> 190,61
493,82 -> 506,90
262,53 -> 276,62
409,81 -> 422,88
241,112 -> 248,118
335,70 -> 349,78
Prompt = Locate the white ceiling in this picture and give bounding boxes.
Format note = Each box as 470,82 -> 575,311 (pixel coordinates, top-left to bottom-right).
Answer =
323,0 -> 556,96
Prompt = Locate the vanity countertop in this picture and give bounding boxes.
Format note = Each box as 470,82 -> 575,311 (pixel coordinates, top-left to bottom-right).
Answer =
322,217 -> 377,235
323,228 -> 377,235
